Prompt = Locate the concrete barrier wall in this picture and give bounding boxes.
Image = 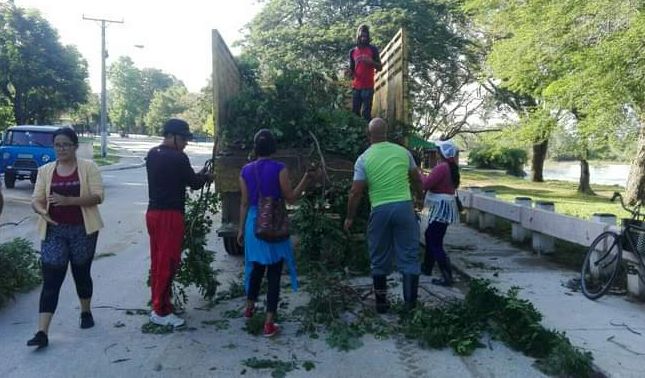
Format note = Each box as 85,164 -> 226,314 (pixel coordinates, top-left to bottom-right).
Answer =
420,189 -> 638,264
419,188 -> 643,299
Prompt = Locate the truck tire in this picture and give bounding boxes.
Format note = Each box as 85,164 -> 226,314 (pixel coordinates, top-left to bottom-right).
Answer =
223,236 -> 243,256
4,172 -> 16,189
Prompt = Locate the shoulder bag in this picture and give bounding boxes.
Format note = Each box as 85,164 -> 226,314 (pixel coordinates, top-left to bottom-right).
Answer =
254,162 -> 290,242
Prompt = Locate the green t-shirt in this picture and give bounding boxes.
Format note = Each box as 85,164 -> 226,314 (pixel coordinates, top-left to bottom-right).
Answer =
353,142 -> 416,208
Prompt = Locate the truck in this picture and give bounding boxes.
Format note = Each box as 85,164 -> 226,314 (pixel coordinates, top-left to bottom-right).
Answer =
0,125 -> 59,188
210,29 -> 415,255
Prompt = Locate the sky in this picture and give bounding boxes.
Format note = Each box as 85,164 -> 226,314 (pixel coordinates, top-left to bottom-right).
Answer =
14,0 -> 265,93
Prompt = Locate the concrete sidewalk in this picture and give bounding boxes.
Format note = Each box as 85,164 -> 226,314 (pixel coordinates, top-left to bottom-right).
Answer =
445,223 -> 645,378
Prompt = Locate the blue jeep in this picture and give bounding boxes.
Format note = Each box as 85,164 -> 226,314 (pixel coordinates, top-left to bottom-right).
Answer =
0,125 -> 59,188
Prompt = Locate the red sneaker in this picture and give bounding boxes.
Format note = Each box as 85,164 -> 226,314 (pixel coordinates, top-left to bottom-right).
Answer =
263,322 -> 279,337
243,306 -> 255,319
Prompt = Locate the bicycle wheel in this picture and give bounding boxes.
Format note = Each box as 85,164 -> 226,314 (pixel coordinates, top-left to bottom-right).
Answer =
581,231 -> 622,300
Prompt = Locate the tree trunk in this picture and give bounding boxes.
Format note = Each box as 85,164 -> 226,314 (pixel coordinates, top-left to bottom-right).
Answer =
13,92 -> 26,124
577,159 -> 595,195
531,139 -> 548,182
626,115 -> 645,204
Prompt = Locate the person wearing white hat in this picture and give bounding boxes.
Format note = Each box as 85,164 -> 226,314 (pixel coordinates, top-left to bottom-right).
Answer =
421,140 -> 460,286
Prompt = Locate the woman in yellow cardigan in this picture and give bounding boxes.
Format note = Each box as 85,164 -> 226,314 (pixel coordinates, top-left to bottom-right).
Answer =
27,127 -> 104,348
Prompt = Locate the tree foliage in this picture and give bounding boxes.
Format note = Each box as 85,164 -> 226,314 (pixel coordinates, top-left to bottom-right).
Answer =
0,3 -> 89,125
109,57 -> 188,134
464,0 -> 643,192
144,84 -> 189,135
239,0 -> 477,139
108,57 -> 144,133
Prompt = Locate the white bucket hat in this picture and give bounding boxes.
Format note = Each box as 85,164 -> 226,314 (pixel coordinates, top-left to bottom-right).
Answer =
436,140 -> 458,159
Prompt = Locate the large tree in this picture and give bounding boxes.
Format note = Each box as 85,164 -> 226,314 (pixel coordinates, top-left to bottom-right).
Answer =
108,56 -> 144,133
107,59 -> 182,134
0,3 -> 89,125
144,84 -> 189,135
138,68 -> 180,131
464,0 -> 642,191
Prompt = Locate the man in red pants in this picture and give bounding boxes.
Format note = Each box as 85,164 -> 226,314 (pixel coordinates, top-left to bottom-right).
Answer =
145,118 -> 212,327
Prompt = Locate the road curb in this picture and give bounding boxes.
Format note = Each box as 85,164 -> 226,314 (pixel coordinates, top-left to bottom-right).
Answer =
99,161 -> 146,172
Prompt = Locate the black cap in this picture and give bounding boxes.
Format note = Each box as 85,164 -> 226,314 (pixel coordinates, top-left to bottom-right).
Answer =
162,118 -> 193,140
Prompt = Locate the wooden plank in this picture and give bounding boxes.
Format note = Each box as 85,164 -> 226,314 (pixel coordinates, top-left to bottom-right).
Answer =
472,195 -> 521,223
372,28 -> 409,129
212,29 -> 241,153
521,208 -> 608,247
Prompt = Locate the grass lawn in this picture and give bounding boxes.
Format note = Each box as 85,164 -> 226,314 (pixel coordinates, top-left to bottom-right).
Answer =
460,168 -> 631,221
92,144 -> 121,166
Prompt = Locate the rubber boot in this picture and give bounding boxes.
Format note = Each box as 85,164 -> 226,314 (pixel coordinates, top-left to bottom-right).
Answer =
402,274 -> 419,311
431,258 -> 453,286
373,275 -> 388,314
422,253 -> 435,276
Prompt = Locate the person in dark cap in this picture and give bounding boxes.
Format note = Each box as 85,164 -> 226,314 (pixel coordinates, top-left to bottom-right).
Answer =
348,24 -> 382,121
145,118 -> 213,328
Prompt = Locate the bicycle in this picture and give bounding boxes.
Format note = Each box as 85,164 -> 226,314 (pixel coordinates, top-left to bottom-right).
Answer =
581,192 -> 645,300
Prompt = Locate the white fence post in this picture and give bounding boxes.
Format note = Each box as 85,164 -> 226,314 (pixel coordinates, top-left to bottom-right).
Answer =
591,213 -> 616,227
478,190 -> 497,230
512,197 -> 532,243
532,201 -> 555,254
465,186 -> 481,226
619,217 -> 645,299
589,213 -> 617,278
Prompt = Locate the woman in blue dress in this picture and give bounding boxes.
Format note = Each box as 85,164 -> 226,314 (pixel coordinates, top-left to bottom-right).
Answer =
237,129 -> 312,337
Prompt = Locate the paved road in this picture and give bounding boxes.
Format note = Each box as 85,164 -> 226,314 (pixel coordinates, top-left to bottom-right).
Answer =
0,136 -> 546,378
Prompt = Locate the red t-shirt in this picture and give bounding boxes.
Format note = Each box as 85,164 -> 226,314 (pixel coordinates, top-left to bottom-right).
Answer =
350,45 -> 380,90
49,168 -> 84,225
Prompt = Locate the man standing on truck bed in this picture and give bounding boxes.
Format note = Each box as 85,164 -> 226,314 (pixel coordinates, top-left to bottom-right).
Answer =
349,24 -> 382,121
344,118 -> 423,313
145,118 -> 213,328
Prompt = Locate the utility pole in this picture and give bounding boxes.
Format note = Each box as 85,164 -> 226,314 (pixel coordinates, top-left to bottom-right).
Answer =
83,15 -> 123,158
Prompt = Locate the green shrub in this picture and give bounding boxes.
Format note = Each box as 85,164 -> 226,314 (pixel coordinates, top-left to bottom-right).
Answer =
0,238 -> 41,308
223,68 -> 368,160
468,145 -> 528,177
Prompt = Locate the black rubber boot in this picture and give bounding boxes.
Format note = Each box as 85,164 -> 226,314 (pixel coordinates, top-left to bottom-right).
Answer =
80,311 -> 95,329
373,275 -> 389,314
422,253 -> 435,276
431,259 -> 454,287
402,274 -> 419,310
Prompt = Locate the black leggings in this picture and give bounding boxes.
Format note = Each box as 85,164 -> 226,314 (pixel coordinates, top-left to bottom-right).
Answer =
247,260 -> 283,313
39,260 -> 93,313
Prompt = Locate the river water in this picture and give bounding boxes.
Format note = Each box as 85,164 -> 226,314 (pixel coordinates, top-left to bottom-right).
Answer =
529,161 -> 630,187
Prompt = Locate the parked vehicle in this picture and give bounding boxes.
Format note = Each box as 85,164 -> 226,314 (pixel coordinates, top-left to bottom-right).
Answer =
0,125 -> 59,188
210,29 -> 410,255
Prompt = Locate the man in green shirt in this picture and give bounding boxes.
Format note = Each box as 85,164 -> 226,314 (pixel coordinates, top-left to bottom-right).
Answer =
344,118 -> 423,312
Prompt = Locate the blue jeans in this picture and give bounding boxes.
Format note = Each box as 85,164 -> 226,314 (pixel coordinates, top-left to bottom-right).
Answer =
367,200 -> 420,276
352,88 -> 374,121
